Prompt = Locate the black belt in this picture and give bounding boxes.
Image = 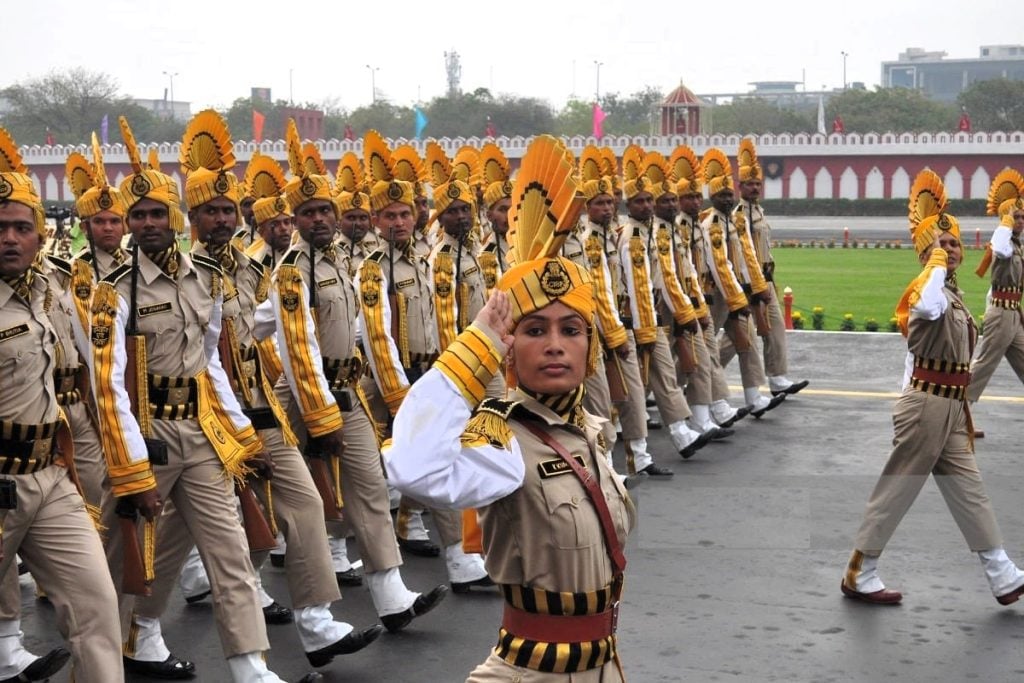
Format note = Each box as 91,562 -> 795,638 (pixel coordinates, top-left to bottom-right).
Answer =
147,374 -> 199,420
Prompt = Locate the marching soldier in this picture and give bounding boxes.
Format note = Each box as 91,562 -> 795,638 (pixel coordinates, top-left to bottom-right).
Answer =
699,149 -> 785,417
650,150 -> 731,441
386,135 -> 635,681
271,122 -> 448,631
359,132 -> 491,593
90,116 -> 296,682
842,170 -> 1024,607
0,126 -> 123,681
617,149 -> 710,466
134,111 -> 383,674
968,169 -> 1024,432
243,153 -> 292,271
672,146 -> 748,431
478,143 -> 512,297
723,139 -> 808,397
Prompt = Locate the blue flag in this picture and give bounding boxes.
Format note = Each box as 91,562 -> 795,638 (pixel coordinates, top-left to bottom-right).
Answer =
414,107 -> 428,139
100,114 -> 109,145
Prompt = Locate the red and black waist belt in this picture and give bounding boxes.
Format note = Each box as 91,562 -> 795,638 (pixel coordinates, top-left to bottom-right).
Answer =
991,287 -> 1022,309
494,582 -> 619,673
147,374 -> 199,420
910,357 -> 970,400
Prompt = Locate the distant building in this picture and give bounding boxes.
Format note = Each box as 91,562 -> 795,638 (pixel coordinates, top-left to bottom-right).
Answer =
655,82 -> 707,136
882,46 -> 1024,102
281,107 -> 324,140
131,98 -> 191,121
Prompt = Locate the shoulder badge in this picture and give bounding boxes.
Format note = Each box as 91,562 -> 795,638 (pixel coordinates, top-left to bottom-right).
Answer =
192,253 -> 223,274
100,263 -> 132,285
45,255 -> 72,276
281,249 -> 302,267
460,398 -> 520,450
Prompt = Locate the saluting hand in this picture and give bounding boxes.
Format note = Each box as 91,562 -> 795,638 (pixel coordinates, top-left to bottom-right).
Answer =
476,290 -> 515,348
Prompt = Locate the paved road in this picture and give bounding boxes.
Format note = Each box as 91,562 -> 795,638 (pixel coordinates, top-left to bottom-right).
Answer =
17,332 -> 1024,682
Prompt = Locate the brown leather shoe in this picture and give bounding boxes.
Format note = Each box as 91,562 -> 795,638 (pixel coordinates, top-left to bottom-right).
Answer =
996,582 -> 1024,605
841,580 -> 902,605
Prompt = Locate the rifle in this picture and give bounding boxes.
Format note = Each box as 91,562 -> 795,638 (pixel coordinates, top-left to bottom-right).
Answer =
236,480 -> 278,552
726,313 -> 753,353
121,241 -> 158,596
387,241 -> 404,362
748,202 -> 771,338
674,324 -> 698,374
604,346 -> 628,403
305,439 -> 345,522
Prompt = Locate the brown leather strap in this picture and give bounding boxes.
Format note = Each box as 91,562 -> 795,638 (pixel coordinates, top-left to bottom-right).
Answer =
521,420 -> 626,576
911,367 -> 970,387
501,602 -> 617,643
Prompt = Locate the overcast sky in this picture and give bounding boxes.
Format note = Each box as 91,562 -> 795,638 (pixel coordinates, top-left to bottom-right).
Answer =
5,0 -> 1015,111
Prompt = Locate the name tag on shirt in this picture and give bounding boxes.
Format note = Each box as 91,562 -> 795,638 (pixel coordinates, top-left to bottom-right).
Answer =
396,278 -> 415,290
538,456 -> 587,479
463,266 -> 479,277
317,278 -> 338,289
565,251 -> 583,259
138,302 -> 172,317
0,323 -> 29,342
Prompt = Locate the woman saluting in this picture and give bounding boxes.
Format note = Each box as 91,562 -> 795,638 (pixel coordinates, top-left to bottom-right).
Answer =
385,135 -> 635,681
841,170 -> 1024,606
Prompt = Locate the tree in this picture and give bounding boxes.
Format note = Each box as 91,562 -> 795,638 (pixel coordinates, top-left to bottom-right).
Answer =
708,98 -> 815,134
0,67 -> 187,145
554,99 -> 594,136
958,79 -> 1024,132
599,86 -> 663,136
827,87 -> 957,134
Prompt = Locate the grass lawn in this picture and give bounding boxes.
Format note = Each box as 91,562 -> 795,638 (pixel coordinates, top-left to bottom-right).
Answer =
772,246 -> 990,331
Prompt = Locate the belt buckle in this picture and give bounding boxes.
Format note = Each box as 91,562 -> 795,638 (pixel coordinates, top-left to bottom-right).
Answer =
58,376 -> 76,393
242,360 -> 256,379
31,437 -> 53,460
166,386 -> 189,405
609,601 -> 620,635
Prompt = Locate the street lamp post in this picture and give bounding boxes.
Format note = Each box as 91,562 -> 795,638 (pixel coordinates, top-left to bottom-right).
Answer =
365,64 -> 379,104
593,60 -> 603,101
162,70 -> 178,120
841,51 -> 849,90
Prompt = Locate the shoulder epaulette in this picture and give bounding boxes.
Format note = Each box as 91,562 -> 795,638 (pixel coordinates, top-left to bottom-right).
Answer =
280,249 -> 302,267
45,255 -> 73,276
73,248 -> 93,263
232,227 -> 249,242
100,263 -> 132,285
191,253 -> 222,274
366,250 -> 386,264
438,243 -> 453,254
482,242 -> 497,254
476,397 -> 520,420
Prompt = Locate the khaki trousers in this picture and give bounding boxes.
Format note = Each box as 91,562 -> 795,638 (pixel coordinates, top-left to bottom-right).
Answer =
124,419 -> 267,658
676,328 -> 713,406
968,305 -> 1024,402
0,466 -> 123,682
711,296 -> 766,388
703,321 -> 731,402
583,354 -> 617,452
65,401 -> 120,573
279,378 -> 405,574
617,335 -> 648,443
854,390 -> 1003,554
645,328 -> 690,425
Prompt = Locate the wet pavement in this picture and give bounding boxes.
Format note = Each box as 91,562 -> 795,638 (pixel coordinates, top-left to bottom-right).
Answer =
17,331 -> 1024,682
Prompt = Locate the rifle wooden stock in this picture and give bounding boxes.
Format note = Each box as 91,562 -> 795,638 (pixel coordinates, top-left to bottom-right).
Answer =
308,453 -> 344,522
116,501 -> 152,597
675,332 -> 698,374
726,315 -> 752,353
389,292 -> 401,342
604,349 -> 628,403
638,345 -> 651,386
236,481 -> 278,552
754,302 -> 770,337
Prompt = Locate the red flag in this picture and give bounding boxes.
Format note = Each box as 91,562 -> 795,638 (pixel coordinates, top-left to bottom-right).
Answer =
45,129 -> 55,146
343,124 -> 355,141
832,115 -> 845,134
252,110 -> 266,142
958,111 -> 971,133
485,116 -> 497,138
592,102 -> 607,139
